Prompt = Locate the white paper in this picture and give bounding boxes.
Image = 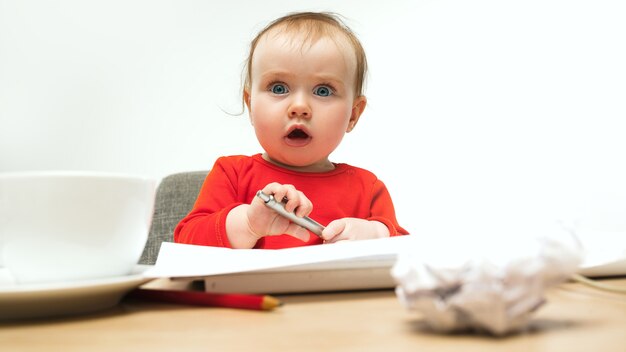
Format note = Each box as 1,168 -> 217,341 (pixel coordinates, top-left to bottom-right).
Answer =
143,236 -> 413,279
144,225 -> 625,281
391,219 -> 583,336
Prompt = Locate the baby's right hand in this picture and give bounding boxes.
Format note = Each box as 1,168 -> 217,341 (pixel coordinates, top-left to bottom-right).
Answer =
247,182 -> 313,241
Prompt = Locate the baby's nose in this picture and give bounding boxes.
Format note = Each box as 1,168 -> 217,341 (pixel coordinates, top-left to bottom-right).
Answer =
289,108 -> 309,118
288,93 -> 312,118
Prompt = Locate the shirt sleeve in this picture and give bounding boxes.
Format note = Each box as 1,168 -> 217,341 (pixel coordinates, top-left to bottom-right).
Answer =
366,180 -> 409,236
173,157 -> 242,248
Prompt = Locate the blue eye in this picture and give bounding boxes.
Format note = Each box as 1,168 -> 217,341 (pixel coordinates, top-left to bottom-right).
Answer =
270,83 -> 288,95
314,85 -> 333,97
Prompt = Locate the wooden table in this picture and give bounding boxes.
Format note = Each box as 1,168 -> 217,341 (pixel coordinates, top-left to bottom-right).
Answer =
1,278 -> 625,351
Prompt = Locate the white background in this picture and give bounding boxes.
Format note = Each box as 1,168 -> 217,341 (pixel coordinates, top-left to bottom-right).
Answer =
1,0 -> 625,232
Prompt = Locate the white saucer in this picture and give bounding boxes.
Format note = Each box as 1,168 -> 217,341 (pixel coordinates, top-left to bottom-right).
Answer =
0,265 -> 153,321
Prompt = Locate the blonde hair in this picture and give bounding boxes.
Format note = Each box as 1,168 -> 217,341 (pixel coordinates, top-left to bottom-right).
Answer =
243,12 -> 368,102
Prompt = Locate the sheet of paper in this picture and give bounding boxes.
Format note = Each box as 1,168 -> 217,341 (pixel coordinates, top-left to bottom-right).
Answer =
143,224 -> 626,280
574,228 -> 626,276
576,229 -> 626,267
143,235 -> 414,279
392,220 -> 584,335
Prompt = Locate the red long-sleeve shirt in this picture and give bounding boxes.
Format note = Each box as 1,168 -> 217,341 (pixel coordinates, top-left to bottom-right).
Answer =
174,154 -> 408,249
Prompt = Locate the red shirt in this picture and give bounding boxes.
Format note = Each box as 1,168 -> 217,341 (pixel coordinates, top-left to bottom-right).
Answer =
174,154 -> 408,248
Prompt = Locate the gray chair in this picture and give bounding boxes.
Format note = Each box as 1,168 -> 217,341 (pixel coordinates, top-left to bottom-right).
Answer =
139,171 -> 208,265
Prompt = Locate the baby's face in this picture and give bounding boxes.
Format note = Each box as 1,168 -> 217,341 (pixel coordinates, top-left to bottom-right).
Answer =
246,30 -> 366,172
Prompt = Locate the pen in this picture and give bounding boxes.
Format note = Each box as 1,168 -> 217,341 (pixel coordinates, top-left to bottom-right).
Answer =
255,190 -> 325,237
127,288 -> 283,311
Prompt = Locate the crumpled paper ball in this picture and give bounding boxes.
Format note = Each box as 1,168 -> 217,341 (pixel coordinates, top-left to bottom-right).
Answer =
391,218 -> 582,336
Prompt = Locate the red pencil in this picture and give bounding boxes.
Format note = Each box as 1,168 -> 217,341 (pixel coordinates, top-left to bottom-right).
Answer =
127,288 -> 282,311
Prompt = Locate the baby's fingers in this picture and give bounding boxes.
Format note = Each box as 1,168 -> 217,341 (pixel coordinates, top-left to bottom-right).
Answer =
279,187 -> 311,215
321,220 -> 347,243
290,192 -> 312,217
261,183 -> 312,216
284,224 -> 311,242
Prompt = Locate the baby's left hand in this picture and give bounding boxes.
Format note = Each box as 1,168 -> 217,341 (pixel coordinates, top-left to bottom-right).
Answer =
321,218 -> 390,243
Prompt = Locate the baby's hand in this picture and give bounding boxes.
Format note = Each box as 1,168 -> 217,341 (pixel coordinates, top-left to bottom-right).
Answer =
247,182 -> 313,241
321,218 -> 390,243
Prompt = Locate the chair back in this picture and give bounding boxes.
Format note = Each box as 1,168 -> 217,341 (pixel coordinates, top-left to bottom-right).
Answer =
139,171 -> 208,264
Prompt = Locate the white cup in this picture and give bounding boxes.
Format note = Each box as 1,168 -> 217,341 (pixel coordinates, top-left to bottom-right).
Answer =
0,171 -> 156,285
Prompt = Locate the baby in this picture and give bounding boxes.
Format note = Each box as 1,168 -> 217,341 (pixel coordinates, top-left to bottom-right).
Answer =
175,12 -> 408,249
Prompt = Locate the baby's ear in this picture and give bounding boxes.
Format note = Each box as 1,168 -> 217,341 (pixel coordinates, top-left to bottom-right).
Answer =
244,90 -> 251,111
244,90 -> 254,125
347,96 -> 367,132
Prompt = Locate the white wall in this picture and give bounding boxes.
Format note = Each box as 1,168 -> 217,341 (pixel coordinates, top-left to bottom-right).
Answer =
1,0 -> 625,232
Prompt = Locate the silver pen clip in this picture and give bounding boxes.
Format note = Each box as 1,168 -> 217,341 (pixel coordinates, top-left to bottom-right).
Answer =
255,190 -> 325,237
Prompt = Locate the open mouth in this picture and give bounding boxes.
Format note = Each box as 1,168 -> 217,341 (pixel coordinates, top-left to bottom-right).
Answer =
284,127 -> 312,147
287,128 -> 309,139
